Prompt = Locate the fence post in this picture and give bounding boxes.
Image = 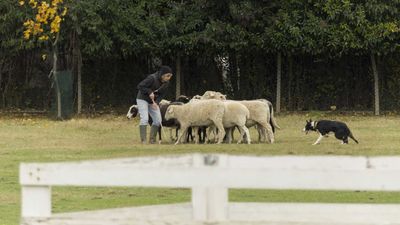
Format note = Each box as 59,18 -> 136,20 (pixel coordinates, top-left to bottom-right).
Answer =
192,154 -> 228,221
21,186 -> 51,218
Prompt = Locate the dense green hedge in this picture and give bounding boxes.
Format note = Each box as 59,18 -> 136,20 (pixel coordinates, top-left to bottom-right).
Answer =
1,0 -> 399,111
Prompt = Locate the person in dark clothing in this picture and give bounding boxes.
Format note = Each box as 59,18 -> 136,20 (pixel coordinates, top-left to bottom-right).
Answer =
136,66 -> 173,144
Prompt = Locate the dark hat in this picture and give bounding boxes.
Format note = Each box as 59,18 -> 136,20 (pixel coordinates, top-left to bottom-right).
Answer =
159,65 -> 173,76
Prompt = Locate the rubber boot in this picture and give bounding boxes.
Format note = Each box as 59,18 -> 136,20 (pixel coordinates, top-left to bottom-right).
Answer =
139,125 -> 147,144
149,125 -> 159,144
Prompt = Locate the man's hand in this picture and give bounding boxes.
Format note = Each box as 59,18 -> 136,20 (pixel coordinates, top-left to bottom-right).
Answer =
149,92 -> 158,109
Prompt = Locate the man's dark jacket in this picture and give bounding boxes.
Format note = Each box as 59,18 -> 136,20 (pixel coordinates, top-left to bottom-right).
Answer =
136,72 -> 169,104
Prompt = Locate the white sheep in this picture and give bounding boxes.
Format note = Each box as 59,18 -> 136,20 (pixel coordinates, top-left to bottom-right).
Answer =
192,95 -> 202,100
164,99 -> 226,144
159,99 -> 171,105
201,91 -> 276,143
191,92 -> 251,144
220,100 -> 251,144
255,99 -> 280,141
238,100 -> 275,143
201,91 -> 226,100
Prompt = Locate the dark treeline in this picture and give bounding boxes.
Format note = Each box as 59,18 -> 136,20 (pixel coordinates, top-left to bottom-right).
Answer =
1,0 -> 400,114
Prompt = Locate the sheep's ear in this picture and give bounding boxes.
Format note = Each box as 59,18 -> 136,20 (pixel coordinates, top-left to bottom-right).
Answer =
168,108 -> 174,113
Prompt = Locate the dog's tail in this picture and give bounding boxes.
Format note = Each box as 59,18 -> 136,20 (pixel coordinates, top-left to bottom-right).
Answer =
349,132 -> 359,144
267,101 -> 281,133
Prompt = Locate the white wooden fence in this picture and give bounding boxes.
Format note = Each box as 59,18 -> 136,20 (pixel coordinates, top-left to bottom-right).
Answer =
20,154 -> 400,225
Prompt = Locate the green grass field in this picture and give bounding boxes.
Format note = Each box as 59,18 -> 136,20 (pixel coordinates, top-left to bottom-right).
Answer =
1,113 -> 400,225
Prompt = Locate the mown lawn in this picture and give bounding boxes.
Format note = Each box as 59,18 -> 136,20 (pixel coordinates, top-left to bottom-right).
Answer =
1,112 -> 399,225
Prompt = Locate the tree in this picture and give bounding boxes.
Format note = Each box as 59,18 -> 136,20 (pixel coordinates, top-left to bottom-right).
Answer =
1,0 -> 25,107
19,0 -> 68,119
322,0 -> 400,115
264,0 -> 328,111
161,0 -> 209,98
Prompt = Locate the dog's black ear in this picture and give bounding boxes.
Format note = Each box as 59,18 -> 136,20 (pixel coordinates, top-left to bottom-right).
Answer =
309,118 -> 312,122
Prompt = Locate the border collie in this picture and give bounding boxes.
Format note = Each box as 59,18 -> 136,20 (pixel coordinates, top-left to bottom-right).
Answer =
303,119 -> 359,145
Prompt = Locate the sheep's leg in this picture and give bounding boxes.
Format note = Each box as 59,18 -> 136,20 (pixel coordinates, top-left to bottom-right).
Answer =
205,126 -> 214,144
225,128 -> 232,144
169,128 -> 174,142
175,126 -> 188,145
256,124 -> 268,143
213,121 -> 225,144
259,122 -> 274,144
256,125 -> 262,142
237,125 -> 250,144
158,126 -> 162,144
189,127 -> 195,142
206,126 -> 218,144
182,129 -> 189,143
197,127 -> 203,143
260,127 -> 267,142
186,127 -> 192,143
267,124 -> 274,144
236,125 -> 250,144
235,126 -> 243,144
213,127 -> 219,143
262,128 -> 267,142
193,127 -> 199,144
201,127 -> 207,143
208,127 -> 214,143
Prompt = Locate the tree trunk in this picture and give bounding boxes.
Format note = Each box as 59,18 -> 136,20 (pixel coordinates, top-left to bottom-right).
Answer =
287,54 -> 293,111
72,28 -> 83,115
2,71 -> 12,108
77,45 -> 82,114
215,55 -> 232,95
276,52 -> 282,113
371,53 -> 379,116
236,54 -> 240,92
0,60 -> 4,107
52,33 -> 62,119
175,54 -> 181,99
228,52 -> 239,98
295,57 -> 303,111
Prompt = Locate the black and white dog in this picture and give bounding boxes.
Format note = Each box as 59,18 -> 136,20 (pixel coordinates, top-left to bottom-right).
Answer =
303,119 -> 359,145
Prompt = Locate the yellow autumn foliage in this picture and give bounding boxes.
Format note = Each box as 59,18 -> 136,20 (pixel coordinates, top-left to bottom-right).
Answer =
50,15 -> 61,33
61,7 -> 67,16
39,35 -> 49,41
20,0 -> 68,41
29,0 -> 37,8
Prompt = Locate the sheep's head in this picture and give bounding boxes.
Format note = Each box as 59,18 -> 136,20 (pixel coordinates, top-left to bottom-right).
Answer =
192,95 -> 202,100
159,99 -> 171,105
202,91 -> 226,100
176,95 -> 190,103
126,105 -> 138,119
165,106 -> 176,121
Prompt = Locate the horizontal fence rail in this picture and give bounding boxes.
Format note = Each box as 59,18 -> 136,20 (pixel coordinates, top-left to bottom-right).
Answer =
20,154 -> 400,225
